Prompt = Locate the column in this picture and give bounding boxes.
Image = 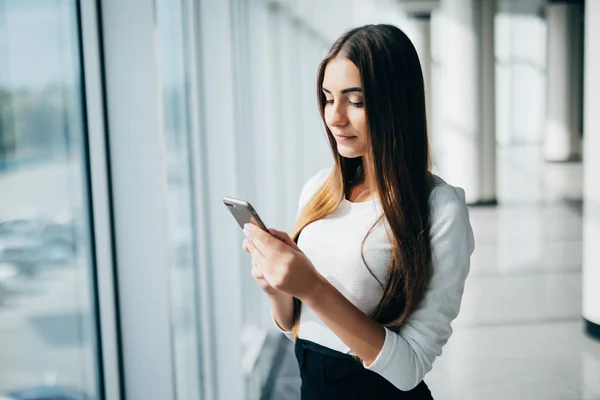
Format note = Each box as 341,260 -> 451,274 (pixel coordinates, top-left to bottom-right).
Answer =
479,0 -> 497,204
408,12 -> 432,140
583,0 -> 600,341
434,0 -> 496,204
544,0 -> 583,162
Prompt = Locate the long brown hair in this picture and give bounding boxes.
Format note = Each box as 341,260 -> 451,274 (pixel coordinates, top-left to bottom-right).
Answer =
290,24 -> 433,338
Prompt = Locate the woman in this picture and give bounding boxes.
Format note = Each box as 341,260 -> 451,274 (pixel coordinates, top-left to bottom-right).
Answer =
242,24 -> 475,399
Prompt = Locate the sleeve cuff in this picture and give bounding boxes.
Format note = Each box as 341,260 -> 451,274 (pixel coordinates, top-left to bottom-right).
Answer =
363,327 -> 421,391
363,327 -> 396,371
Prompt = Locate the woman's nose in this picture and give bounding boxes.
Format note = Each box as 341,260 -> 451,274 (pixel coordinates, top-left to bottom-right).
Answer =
327,103 -> 348,127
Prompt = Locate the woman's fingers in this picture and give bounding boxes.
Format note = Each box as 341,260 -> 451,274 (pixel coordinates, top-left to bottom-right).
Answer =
243,238 -> 258,254
268,228 -> 301,252
248,241 -> 264,275
247,239 -> 257,254
250,266 -> 263,280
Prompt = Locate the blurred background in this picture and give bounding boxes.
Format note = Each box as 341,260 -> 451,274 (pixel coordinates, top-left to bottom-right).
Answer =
0,0 -> 599,399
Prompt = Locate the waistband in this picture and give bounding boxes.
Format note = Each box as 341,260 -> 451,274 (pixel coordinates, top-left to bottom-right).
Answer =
295,338 -> 355,360
294,339 -> 432,398
294,338 -> 364,382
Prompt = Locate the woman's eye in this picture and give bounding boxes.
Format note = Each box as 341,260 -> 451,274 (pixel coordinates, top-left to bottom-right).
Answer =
323,97 -> 363,107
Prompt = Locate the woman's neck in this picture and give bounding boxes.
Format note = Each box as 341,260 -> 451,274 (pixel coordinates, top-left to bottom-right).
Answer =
348,159 -> 377,202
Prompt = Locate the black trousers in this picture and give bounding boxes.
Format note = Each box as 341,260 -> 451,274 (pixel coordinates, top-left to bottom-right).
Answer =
295,339 -> 434,400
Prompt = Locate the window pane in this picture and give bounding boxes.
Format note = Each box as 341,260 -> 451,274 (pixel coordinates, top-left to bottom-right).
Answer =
155,1 -> 203,399
0,1 -> 100,398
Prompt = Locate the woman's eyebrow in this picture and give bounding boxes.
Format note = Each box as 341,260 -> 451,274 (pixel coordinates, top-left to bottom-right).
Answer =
341,87 -> 362,94
322,87 -> 363,94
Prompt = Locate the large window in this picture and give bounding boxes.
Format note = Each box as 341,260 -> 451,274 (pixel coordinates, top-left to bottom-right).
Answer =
156,0 -> 203,399
0,1 -> 100,399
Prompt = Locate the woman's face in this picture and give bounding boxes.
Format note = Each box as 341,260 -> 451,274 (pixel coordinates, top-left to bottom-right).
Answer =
322,57 -> 369,159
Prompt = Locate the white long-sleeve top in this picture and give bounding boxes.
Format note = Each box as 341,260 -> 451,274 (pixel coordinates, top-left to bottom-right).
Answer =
273,168 -> 475,391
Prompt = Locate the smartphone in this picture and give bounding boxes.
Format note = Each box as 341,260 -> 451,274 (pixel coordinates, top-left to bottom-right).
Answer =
222,196 -> 269,232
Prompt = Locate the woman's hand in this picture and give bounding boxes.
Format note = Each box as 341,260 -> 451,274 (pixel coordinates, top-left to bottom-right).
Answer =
243,223 -> 323,301
243,235 -> 279,296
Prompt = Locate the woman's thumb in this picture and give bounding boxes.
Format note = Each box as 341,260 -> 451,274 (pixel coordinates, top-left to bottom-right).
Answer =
269,228 -> 301,251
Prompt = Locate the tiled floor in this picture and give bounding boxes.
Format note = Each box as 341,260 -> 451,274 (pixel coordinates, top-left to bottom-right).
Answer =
265,146 -> 600,400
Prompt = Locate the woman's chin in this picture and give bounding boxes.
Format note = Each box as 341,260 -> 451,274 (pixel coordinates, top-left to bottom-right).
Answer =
337,147 -> 363,159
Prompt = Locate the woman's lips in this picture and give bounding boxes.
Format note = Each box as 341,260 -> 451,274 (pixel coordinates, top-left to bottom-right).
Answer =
334,135 -> 357,142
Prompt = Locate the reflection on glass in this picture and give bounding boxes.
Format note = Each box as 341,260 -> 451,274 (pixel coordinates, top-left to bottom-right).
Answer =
155,0 -> 203,399
0,1 -> 99,399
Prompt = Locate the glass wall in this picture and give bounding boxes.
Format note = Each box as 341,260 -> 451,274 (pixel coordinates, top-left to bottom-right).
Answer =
155,0 -> 203,399
0,1 -> 100,398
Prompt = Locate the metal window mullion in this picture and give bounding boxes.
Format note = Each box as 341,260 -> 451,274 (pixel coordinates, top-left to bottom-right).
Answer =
78,1 -> 123,399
